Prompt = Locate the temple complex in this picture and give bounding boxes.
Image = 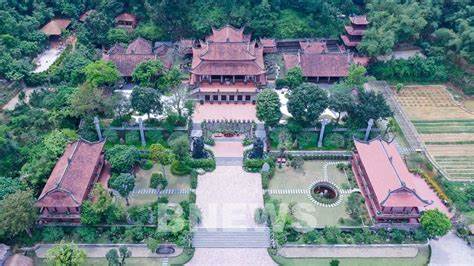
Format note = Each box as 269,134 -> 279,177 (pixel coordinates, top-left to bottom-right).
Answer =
352,138 -> 450,223
36,139 -> 110,223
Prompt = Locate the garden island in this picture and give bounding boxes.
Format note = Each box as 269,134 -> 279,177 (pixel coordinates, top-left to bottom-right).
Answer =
0,1 -> 473,265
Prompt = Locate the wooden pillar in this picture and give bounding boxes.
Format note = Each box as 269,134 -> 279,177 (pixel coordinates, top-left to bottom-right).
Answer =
220,75 -> 223,84
138,118 -> 146,147
233,75 -> 235,84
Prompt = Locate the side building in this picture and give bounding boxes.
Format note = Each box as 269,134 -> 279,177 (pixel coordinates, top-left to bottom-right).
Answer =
352,138 -> 450,224
341,15 -> 368,49
36,139 -> 110,223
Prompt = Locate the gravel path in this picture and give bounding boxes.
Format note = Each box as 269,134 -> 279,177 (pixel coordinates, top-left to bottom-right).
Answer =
429,232 -> 474,266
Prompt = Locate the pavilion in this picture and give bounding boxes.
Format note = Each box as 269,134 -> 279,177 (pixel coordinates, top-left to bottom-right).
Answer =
352,138 -> 450,223
36,139 -> 110,223
40,18 -> 71,43
341,15 -> 368,49
115,13 -> 137,29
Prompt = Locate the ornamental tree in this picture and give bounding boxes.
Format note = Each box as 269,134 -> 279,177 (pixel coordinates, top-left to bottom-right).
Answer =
0,190 -> 37,237
287,83 -> 329,126
350,90 -> 392,125
130,86 -> 163,119
256,88 -> 281,126
45,242 -> 86,266
284,67 -> 304,89
170,135 -> 190,161
149,143 -> 174,178
328,91 -> 354,124
132,60 -> 164,90
109,173 -> 135,206
83,60 -> 120,88
106,145 -> 140,173
420,209 -> 452,238
0,176 -> 24,200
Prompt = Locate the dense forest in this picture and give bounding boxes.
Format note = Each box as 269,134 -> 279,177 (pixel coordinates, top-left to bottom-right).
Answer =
0,0 -> 472,85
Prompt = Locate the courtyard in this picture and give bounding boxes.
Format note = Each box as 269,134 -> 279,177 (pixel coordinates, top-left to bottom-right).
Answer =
268,160 -> 369,227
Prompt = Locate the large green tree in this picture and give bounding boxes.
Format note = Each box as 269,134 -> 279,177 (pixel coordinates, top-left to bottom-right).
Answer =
287,83 -> 329,126
256,88 -> 282,126
109,173 -> 135,206
328,91 -> 354,124
45,242 -> 86,266
106,145 -> 141,173
132,60 -> 165,90
0,190 -> 37,237
83,60 -> 120,88
130,86 -> 163,118
350,90 -> 392,125
420,209 -> 452,238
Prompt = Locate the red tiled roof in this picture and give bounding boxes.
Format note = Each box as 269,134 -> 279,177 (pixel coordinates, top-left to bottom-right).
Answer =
40,19 -> 71,36
354,138 -> 450,216
341,35 -> 360,47
115,13 -> 136,22
126,37 -> 153,54
344,25 -> 366,36
36,139 -> 106,208
103,53 -> 156,77
350,15 -> 368,25
79,10 -> 95,22
260,38 -> 276,47
353,56 -> 370,66
191,26 -> 265,76
300,53 -> 351,77
108,43 -> 126,54
300,41 -> 327,53
208,25 -> 247,42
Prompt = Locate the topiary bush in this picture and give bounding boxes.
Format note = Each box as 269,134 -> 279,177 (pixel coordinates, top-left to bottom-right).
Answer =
141,159 -> 154,170
187,158 -> 216,171
150,172 -> 167,189
170,160 -> 192,176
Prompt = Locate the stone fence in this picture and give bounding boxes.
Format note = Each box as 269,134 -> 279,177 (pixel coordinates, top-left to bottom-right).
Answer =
269,150 -> 353,160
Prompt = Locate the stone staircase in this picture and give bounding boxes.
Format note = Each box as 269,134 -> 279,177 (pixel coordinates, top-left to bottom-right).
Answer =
192,228 -> 271,248
215,157 -> 243,166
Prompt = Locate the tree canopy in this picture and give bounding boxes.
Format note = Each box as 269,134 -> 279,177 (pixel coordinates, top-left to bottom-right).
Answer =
256,88 -> 282,126
83,60 -> 120,88
287,83 -> 329,126
45,242 -> 87,266
130,86 -> 163,118
420,209 -> 452,238
0,190 -> 37,238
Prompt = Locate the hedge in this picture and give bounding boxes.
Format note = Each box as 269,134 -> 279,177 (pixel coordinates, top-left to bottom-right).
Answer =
170,160 -> 192,176
244,159 -> 265,172
187,158 -> 216,171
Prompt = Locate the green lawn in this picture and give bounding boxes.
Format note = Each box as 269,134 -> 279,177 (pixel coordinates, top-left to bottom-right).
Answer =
269,160 -> 361,227
270,246 -> 430,266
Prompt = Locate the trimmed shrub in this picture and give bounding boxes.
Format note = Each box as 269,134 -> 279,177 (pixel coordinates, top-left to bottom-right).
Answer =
170,160 -> 192,176
150,172 -> 167,189
42,227 -> 64,242
190,170 -> 198,189
187,158 -> 216,171
323,133 -> 346,149
189,192 -> 196,203
125,131 -> 140,145
75,227 -> 98,243
141,160 -> 154,170
261,172 -> 270,189
244,159 -> 265,172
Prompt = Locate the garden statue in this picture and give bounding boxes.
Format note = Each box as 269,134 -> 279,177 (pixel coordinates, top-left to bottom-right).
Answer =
249,138 -> 264,159
192,136 -> 207,159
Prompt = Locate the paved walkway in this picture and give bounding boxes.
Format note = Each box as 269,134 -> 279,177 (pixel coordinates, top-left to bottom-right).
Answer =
33,47 -> 65,73
429,232 -> 474,266
2,88 -> 36,111
35,244 -> 182,258
187,139 -> 275,265
187,248 -> 275,266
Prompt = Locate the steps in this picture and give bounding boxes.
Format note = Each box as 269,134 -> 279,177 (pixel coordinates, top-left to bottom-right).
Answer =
192,228 -> 271,248
215,157 -> 243,166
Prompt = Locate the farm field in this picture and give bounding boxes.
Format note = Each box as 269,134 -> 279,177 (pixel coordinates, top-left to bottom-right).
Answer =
393,85 -> 474,180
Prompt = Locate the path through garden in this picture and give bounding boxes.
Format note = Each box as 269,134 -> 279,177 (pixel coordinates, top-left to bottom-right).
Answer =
187,139 -> 275,265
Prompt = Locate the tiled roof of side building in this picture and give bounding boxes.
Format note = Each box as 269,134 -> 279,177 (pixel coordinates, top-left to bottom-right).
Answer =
126,37 -> 153,54
115,12 -> 137,22
36,139 -> 106,208
354,138 -> 451,217
40,19 -> 71,36
349,15 -> 369,25
207,25 -> 246,42
300,53 -> 352,77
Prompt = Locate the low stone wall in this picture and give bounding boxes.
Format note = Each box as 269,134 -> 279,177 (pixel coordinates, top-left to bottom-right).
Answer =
27,243 -> 183,258
278,243 -> 427,258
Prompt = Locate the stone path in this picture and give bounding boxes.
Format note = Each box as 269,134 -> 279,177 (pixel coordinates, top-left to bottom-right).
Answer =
187,139 -> 275,265
429,232 -> 474,266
